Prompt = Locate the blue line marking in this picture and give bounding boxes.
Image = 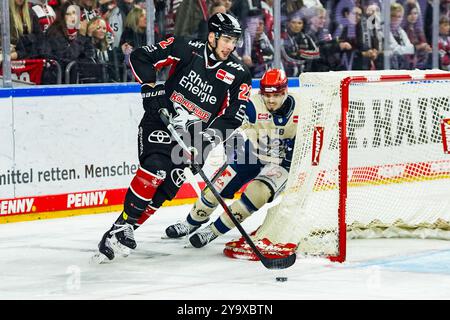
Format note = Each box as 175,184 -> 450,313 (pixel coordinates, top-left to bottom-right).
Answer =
352,249 -> 450,275
0,83 -> 141,98
0,78 -> 301,98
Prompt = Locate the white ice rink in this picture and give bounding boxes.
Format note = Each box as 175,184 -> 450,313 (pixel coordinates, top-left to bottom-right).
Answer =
1,204 -> 450,300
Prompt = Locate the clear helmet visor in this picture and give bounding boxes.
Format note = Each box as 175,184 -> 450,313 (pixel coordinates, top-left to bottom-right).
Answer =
219,32 -> 243,48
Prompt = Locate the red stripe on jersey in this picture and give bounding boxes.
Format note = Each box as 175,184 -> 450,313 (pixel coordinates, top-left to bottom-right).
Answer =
154,56 -> 180,70
217,90 -> 230,117
129,57 -> 143,83
168,60 -> 180,78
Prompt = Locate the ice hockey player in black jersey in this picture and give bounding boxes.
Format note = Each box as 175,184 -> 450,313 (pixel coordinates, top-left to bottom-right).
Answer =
93,13 -> 252,262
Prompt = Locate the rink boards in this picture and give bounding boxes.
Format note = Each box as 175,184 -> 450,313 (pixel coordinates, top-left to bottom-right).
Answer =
0,80 -> 300,223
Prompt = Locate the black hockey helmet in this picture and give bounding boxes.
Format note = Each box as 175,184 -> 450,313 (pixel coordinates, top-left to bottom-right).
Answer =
208,13 -> 242,40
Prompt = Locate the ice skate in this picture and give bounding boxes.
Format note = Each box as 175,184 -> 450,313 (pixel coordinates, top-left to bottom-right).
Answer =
91,214 -> 137,263
164,219 -> 209,239
189,224 -> 219,248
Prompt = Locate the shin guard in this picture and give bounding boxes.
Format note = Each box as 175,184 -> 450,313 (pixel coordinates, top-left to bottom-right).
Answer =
124,167 -> 165,221
213,180 -> 273,234
136,204 -> 158,227
188,188 -> 218,224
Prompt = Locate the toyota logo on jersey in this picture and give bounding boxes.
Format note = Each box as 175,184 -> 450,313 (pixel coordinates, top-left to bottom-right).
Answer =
149,130 -> 172,144
171,168 -> 186,187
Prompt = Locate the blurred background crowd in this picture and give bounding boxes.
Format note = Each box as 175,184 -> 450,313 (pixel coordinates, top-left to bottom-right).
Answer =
0,0 -> 449,85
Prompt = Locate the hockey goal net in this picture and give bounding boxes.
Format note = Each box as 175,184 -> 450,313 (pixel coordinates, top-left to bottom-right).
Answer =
225,70 -> 450,263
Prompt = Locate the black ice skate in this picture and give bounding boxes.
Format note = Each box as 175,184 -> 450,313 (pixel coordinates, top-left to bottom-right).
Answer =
165,219 -> 209,239
91,214 -> 137,263
189,224 -> 219,248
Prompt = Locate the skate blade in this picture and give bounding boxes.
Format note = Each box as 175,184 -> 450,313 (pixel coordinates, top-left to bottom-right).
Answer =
110,240 -> 132,257
90,251 -> 110,264
161,234 -> 189,240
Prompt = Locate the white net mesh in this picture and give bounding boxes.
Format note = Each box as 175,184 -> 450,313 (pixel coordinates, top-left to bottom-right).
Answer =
254,70 -> 450,260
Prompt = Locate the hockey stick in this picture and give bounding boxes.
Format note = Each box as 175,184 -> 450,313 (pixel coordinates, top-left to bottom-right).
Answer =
184,160 -> 228,198
184,130 -> 235,197
159,108 -> 296,269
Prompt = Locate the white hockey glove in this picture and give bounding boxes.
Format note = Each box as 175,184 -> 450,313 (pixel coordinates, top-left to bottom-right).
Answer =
172,103 -> 202,132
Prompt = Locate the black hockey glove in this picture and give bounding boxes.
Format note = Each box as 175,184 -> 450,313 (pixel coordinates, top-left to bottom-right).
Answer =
141,83 -> 167,120
280,138 -> 295,171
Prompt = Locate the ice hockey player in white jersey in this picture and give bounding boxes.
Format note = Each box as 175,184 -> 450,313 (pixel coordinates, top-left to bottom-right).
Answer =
164,68 -> 300,248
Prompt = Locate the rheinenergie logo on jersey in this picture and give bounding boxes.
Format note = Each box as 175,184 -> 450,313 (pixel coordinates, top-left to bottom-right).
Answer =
179,70 -> 217,104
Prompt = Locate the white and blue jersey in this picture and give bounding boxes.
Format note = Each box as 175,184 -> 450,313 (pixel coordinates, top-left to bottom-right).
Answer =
215,92 -> 300,199
241,92 -> 300,171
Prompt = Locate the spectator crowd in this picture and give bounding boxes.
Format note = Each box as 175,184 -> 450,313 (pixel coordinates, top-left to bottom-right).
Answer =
1,0 -> 449,84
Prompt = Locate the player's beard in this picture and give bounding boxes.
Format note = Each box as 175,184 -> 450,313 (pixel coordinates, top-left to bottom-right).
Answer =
263,94 -> 287,113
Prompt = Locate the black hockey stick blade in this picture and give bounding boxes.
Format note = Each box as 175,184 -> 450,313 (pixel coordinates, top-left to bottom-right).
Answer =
260,252 -> 297,270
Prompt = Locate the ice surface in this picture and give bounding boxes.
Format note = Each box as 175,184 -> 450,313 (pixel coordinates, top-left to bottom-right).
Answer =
1,204 -> 450,300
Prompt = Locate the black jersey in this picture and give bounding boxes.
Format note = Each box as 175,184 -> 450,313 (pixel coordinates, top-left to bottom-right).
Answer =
129,36 -> 252,141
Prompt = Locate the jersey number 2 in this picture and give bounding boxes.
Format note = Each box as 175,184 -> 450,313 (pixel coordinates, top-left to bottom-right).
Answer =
238,84 -> 251,102
158,37 -> 174,49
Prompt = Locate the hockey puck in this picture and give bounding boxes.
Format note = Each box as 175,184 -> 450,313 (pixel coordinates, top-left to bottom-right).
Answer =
276,277 -> 288,282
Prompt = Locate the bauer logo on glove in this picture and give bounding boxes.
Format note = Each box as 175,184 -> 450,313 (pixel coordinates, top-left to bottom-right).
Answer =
141,88 -> 165,98
141,83 -> 168,115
